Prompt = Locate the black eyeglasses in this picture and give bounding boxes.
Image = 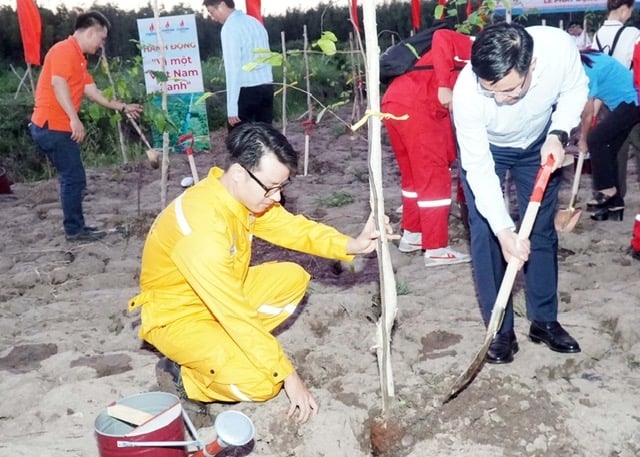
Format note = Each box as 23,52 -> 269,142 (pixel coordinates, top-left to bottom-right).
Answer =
241,165 -> 290,198
477,68 -> 530,99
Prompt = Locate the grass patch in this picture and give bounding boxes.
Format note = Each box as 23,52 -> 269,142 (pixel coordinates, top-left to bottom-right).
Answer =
315,191 -> 355,208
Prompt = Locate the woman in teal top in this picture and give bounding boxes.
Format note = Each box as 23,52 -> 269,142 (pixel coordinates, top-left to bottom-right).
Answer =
579,49 -> 640,221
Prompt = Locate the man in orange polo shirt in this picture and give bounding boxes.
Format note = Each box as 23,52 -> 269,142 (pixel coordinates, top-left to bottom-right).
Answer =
29,11 -> 142,241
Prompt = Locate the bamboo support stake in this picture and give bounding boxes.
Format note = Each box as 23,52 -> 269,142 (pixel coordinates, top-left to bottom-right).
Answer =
99,49 -> 128,164
152,0 -> 170,209
281,31 -> 288,135
361,0 -> 398,416
303,24 -> 312,176
349,32 -> 362,123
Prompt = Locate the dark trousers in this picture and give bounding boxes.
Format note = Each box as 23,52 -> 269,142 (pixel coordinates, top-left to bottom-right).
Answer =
29,122 -> 86,236
588,102 -> 640,191
462,133 -> 561,335
229,83 -> 274,131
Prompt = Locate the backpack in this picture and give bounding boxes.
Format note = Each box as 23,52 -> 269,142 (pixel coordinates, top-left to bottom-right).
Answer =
595,25 -> 628,59
379,21 -> 452,84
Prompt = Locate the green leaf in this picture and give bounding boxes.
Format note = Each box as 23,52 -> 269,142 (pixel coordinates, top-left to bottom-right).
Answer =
148,70 -> 168,83
434,5 -> 444,18
320,31 -> 338,42
313,37 -> 337,56
194,92 -> 214,105
242,62 -> 259,72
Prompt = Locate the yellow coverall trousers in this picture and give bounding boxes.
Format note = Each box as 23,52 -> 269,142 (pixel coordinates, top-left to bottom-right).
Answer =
143,261 -> 310,403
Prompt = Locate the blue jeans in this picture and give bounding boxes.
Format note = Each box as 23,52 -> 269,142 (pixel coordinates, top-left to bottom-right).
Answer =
29,122 -> 86,235
462,132 -> 561,335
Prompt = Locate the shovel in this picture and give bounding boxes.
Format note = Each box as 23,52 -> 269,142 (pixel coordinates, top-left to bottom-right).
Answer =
178,133 -> 200,184
127,115 -> 160,169
555,150 -> 585,232
444,156 -> 555,402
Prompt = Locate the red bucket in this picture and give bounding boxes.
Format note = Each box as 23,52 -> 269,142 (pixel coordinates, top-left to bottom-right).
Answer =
94,392 -> 188,457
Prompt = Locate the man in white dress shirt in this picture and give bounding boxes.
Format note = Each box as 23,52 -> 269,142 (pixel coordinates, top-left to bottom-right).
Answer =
452,22 -> 588,364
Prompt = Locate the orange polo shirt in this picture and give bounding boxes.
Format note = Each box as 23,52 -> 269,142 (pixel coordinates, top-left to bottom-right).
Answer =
31,36 -> 94,132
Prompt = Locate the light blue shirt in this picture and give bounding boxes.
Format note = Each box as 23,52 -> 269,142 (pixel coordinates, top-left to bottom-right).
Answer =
452,26 -> 589,234
582,51 -> 638,111
221,10 -> 273,117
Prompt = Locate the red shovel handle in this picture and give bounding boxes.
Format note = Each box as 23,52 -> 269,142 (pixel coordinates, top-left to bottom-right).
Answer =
529,155 -> 555,205
178,133 -> 195,156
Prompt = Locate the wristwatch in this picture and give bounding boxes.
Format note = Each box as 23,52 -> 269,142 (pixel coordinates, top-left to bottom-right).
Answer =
548,129 -> 569,147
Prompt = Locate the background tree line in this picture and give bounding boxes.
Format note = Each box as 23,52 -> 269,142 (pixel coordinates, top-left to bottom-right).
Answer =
0,0 -> 614,183
0,1 -> 609,66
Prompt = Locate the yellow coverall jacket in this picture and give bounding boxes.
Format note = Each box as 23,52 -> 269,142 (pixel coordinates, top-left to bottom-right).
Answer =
129,167 -> 354,403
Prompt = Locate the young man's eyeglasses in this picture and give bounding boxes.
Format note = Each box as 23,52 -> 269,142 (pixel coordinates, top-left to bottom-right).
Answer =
477,69 -> 529,99
241,165 -> 290,198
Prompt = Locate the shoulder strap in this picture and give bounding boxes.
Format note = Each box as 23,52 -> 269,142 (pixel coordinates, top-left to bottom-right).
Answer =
595,34 -> 606,53
609,25 -> 628,56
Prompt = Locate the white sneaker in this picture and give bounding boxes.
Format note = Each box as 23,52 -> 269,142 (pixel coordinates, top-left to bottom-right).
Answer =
398,230 -> 422,253
424,246 -> 471,267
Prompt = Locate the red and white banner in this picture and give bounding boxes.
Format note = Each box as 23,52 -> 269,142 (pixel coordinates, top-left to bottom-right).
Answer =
16,0 -> 42,66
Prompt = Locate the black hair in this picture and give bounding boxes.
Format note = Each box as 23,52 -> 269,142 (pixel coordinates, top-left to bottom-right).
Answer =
470,22 -> 534,83
226,123 -> 298,174
202,0 -> 235,8
580,49 -> 601,68
75,11 -> 111,32
607,0 -> 635,11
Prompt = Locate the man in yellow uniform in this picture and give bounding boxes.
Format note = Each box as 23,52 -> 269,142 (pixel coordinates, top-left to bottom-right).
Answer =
129,122 -> 394,424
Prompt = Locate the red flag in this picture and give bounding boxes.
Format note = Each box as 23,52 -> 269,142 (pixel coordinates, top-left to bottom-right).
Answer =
411,0 -> 421,30
17,0 -> 42,66
350,0 -> 360,30
246,0 -> 263,24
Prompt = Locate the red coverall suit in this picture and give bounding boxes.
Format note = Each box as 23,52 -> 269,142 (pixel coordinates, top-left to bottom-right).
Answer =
382,30 -> 472,249
631,41 -> 640,254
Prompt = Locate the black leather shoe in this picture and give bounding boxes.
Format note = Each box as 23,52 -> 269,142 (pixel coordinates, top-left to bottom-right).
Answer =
486,329 -> 519,364
65,227 -> 106,242
529,320 -> 581,353
586,192 -> 623,211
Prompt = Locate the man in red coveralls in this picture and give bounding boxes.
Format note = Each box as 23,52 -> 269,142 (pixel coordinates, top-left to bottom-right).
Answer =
382,28 -> 473,267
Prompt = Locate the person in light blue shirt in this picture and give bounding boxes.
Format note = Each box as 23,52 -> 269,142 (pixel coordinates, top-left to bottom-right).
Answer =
204,0 -> 274,130
578,50 -> 640,221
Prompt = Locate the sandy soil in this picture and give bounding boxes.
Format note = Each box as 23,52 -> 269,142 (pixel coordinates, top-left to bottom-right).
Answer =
1,111 -> 639,457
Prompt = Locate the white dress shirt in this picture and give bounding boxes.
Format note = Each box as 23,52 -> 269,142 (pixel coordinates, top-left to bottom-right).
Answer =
452,26 -> 589,234
221,10 -> 273,117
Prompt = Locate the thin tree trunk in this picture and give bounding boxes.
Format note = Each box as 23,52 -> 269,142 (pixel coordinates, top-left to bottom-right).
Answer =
281,31 -> 288,135
362,0 -> 398,417
303,24 -> 312,176
99,50 -> 128,164
152,0 -> 170,209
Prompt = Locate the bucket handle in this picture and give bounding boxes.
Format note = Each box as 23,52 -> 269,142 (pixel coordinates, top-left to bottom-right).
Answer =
116,408 -> 205,450
117,439 -> 200,448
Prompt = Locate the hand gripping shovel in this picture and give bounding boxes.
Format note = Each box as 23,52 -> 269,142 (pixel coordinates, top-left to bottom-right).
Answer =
555,150 -> 585,232
444,156 -> 555,402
